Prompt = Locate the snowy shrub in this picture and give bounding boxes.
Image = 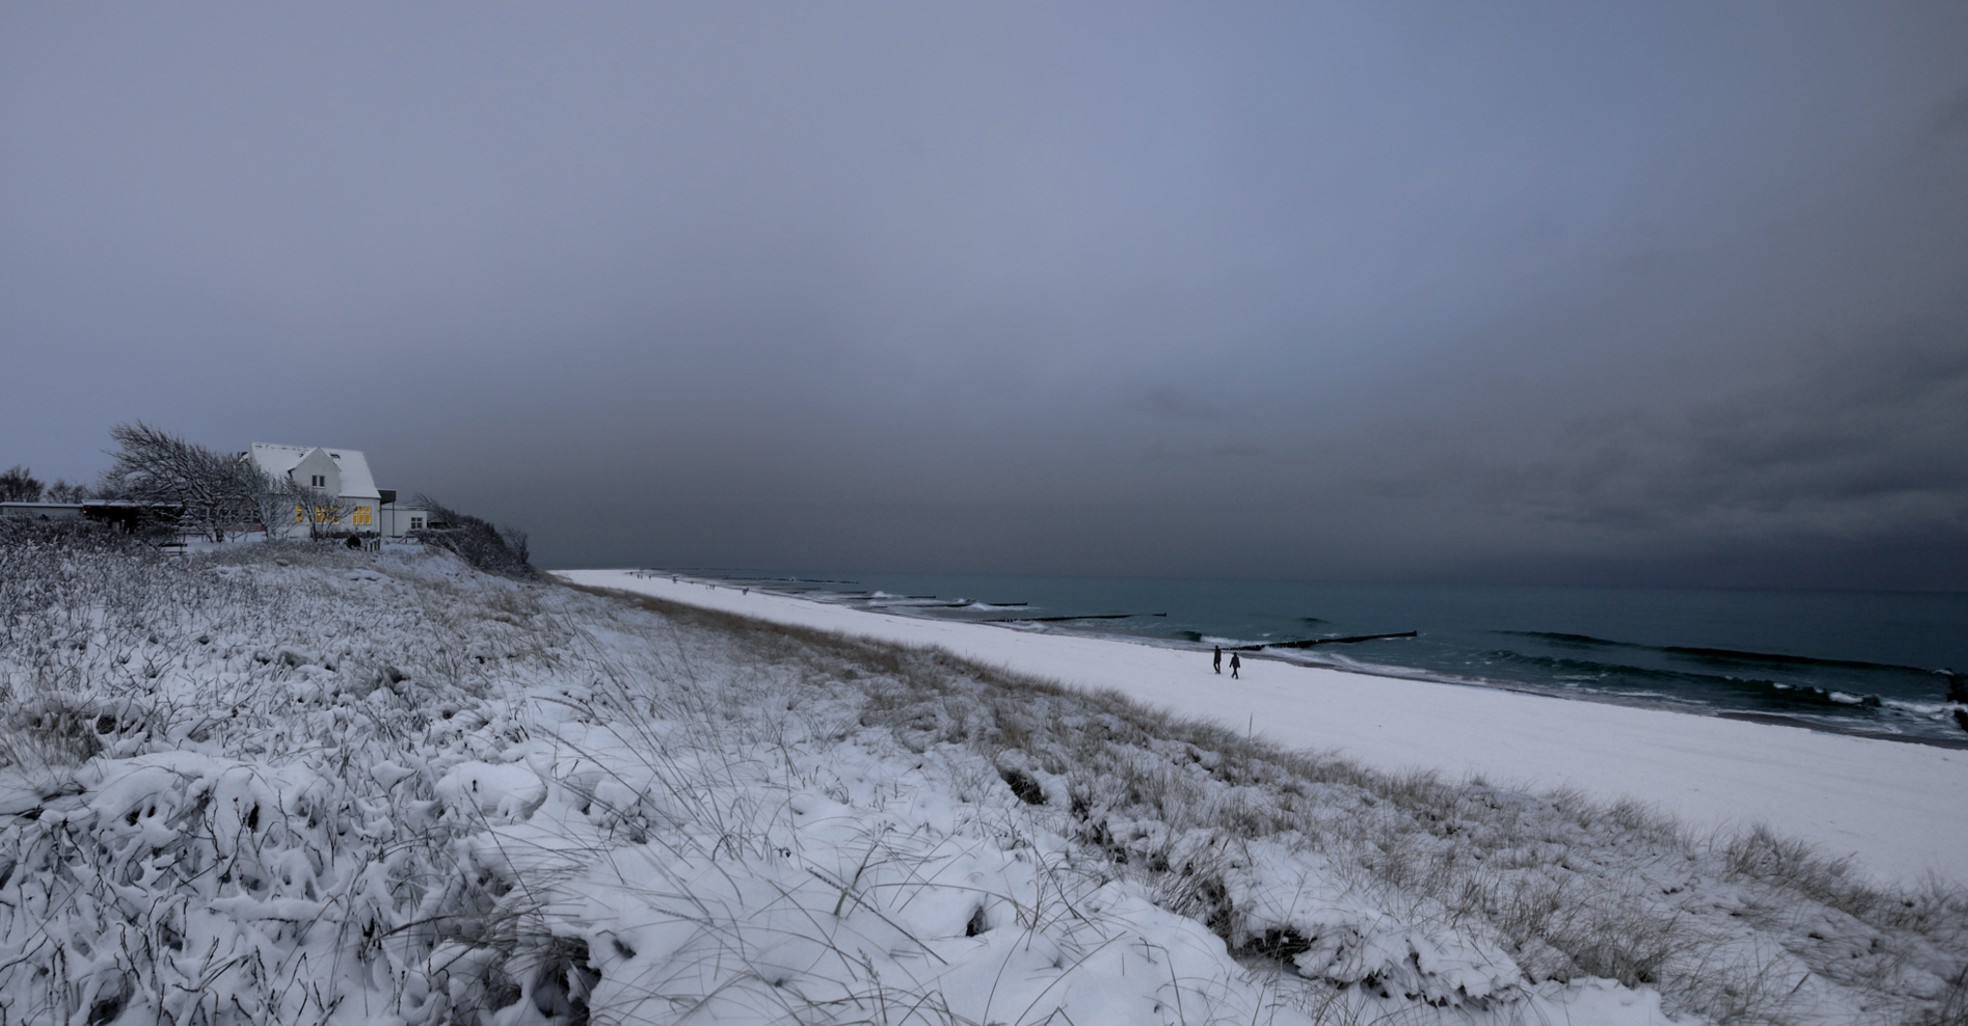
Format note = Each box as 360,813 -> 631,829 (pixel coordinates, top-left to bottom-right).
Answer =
408,497 -> 535,579
0,540 -> 558,1025
0,516 -> 148,556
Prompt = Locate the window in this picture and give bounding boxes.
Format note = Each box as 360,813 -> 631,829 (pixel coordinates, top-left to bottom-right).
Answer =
352,506 -> 372,526
310,474 -> 326,488
410,515 -> 425,531
294,504 -> 306,523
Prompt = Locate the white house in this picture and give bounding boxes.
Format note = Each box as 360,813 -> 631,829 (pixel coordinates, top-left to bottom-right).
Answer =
247,443 -> 429,538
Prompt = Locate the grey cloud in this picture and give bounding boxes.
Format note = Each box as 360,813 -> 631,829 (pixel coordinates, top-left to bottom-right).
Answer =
4,3 -> 1967,589
1455,326 -> 1968,546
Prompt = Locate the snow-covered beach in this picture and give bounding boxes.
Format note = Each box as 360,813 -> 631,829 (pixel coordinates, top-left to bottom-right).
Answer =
560,570 -> 1968,888
6,537 -> 1966,1025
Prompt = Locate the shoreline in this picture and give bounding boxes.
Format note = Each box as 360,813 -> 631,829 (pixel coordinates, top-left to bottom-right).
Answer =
718,570 -> 1968,753
1714,709 -> 1968,750
1255,645 -> 1968,751
558,567 -> 1968,885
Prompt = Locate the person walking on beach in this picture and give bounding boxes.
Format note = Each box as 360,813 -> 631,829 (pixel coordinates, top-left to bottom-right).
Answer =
1229,652 -> 1241,680
1213,646 -> 1222,674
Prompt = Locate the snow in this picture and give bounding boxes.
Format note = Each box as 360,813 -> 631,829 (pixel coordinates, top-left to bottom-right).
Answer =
250,441 -> 383,499
558,569 -> 1968,888
4,539 -> 1964,1025
436,760 -> 550,821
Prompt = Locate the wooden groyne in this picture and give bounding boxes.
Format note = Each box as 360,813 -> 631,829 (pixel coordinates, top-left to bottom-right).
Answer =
987,612 -> 1165,623
1233,630 -> 1419,651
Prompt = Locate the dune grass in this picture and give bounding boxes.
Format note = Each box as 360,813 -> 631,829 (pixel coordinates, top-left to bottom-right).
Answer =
590,585 -> 1968,1025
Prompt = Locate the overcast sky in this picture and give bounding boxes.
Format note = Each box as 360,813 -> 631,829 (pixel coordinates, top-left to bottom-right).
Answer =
4,3 -> 1966,589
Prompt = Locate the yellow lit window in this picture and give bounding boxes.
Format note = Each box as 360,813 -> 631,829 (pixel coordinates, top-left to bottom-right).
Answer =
352,506 -> 372,526
294,504 -> 306,523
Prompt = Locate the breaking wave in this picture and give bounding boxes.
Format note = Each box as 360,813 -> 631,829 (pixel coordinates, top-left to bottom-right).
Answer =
1483,650 -> 1885,711
1498,631 -> 1934,677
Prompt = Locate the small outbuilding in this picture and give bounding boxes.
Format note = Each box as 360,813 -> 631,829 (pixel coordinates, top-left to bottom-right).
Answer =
0,501 -> 84,521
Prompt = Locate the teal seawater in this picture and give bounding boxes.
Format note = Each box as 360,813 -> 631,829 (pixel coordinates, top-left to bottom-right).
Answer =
665,569 -> 1968,744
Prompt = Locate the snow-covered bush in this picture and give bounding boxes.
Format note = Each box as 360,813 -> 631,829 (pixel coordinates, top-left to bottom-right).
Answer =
407,498 -> 534,579
0,540 -> 563,1024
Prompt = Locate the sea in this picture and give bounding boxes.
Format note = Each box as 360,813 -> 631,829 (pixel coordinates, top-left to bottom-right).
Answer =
660,568 -> 1968,747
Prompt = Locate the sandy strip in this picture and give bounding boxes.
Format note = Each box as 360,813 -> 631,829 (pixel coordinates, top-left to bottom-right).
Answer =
557,569 -> 1968,886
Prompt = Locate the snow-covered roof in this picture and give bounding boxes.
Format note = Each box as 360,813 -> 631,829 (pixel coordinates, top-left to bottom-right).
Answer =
248,442 -> 381,499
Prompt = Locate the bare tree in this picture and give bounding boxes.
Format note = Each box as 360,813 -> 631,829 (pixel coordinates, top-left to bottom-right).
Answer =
0,466 -> 43,503
103,423 -> 253,541
499,525 -> 530,566
236,462 -> 300,540
44,479 -> 91,503
291,479 -> 351,540
229,448 -> 355,542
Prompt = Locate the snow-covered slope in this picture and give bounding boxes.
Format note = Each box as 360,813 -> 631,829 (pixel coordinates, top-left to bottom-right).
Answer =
2,539 -> 1963,1025
559,569 -> 1968,888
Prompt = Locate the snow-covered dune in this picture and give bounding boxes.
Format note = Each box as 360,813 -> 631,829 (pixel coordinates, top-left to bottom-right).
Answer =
559,569 -> 1968,888
5,539 -> 1965,1026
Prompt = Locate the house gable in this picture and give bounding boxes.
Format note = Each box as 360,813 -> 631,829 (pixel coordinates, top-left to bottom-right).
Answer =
290,448 -> 342,497
249,443 -> 382,502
